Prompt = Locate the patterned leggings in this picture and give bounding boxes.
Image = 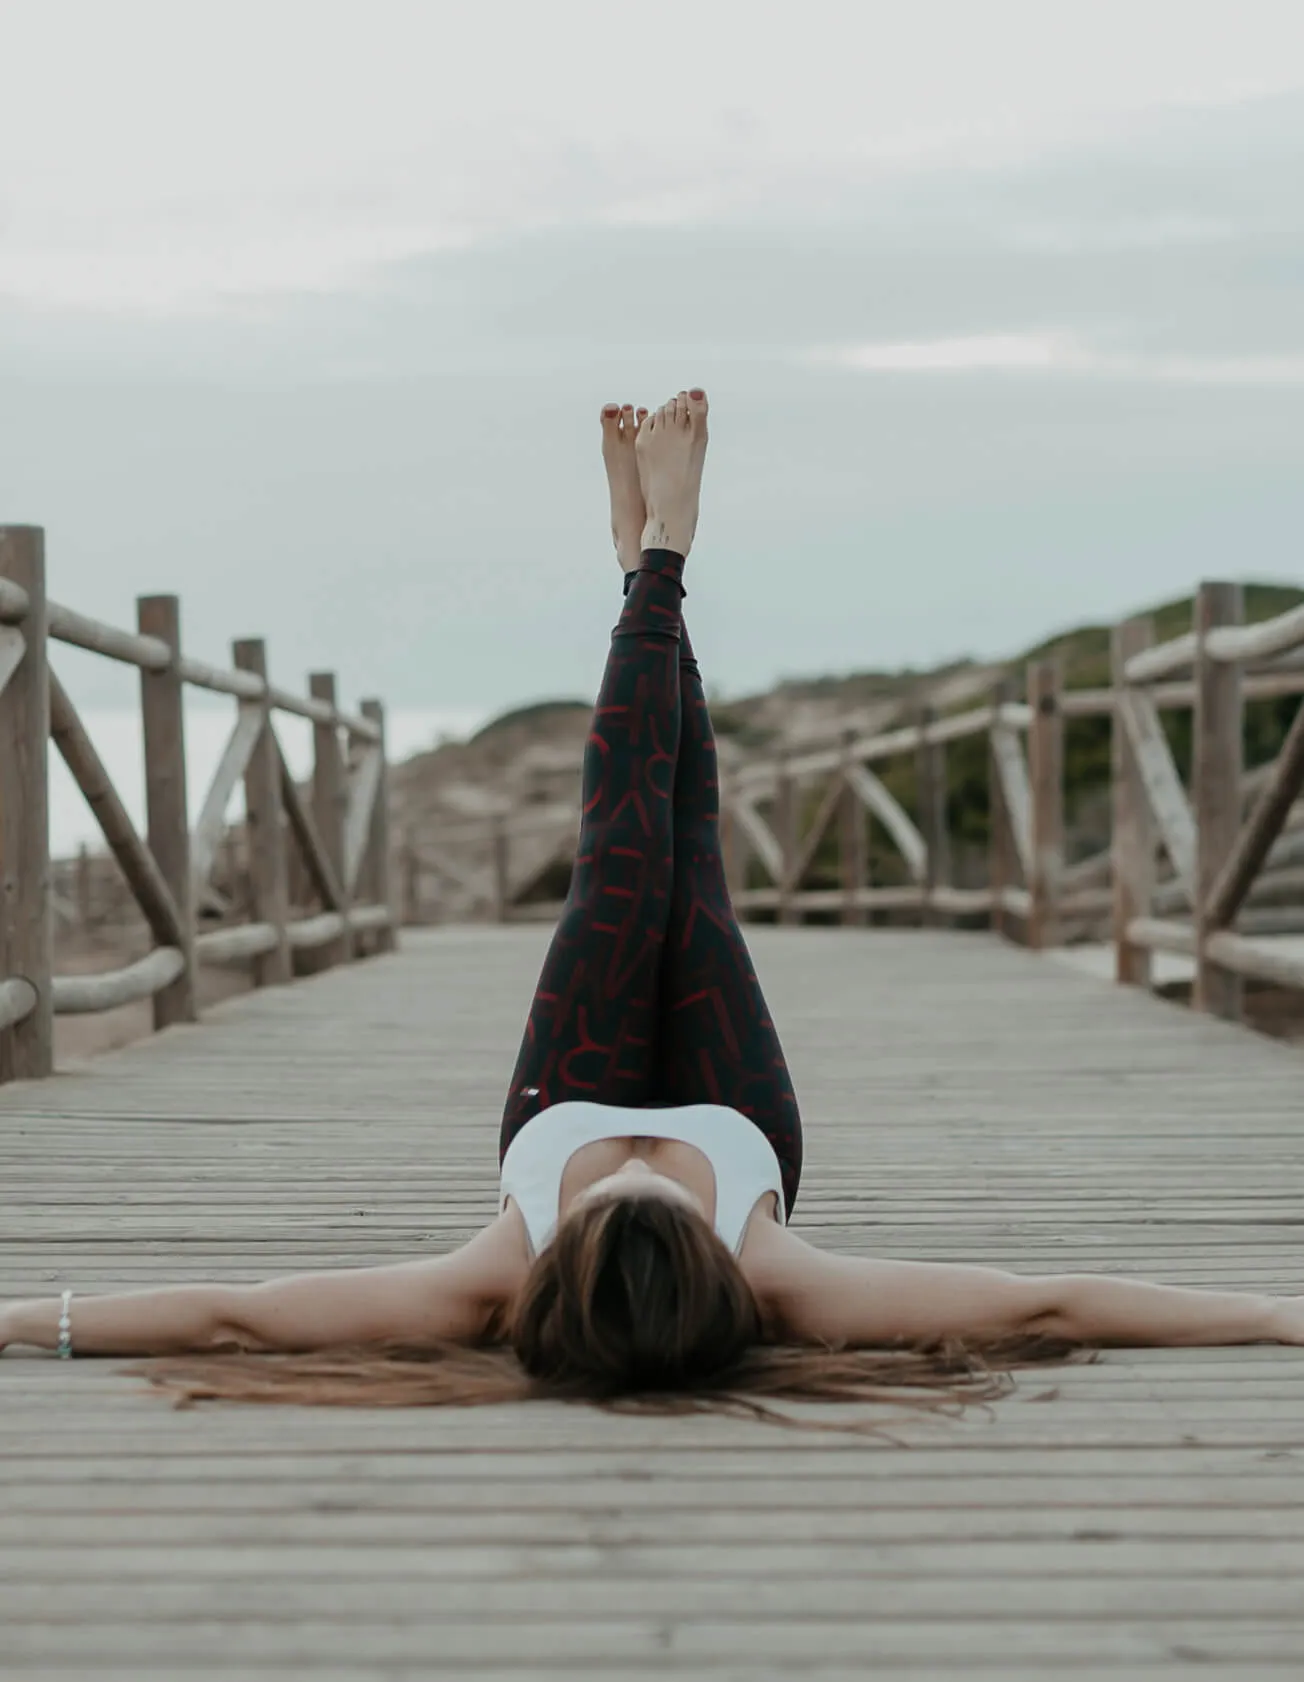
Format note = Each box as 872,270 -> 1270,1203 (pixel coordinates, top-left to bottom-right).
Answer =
499,550 -> 802,1216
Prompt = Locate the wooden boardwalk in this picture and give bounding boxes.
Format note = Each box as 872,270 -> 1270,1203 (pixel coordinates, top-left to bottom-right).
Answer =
2,926 -> 1303,1682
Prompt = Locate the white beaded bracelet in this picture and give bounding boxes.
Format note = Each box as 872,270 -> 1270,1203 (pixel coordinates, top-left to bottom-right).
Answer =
57,1289 -> 73,1360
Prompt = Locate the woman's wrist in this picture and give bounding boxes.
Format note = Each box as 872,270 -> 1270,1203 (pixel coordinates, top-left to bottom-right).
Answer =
0,1298 -> 51,1351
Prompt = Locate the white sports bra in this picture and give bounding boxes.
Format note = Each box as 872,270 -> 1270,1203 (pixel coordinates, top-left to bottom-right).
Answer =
499,1100 -> 786,1258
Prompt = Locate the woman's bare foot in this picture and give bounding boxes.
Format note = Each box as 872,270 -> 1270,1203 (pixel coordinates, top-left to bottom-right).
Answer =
600,403 -> 650,574
635,389 -> 709,558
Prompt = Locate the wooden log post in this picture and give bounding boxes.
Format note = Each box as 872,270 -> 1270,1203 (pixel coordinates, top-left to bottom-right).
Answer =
915,703 -> 950,928
75,843 -> 92,928
137,594 -> 197,1028
360,699 -> 396,953
775,753 -> 798,926
1193,581 -> 1245,1020
987,679 -> 1019,940
838,731 -> 868,927
1111,615 -> 1156,987
1026,659 -> 1064,950
300,672 -> 351,971
232,639 -> 291,986
0,526 -> 53,1079
400,830 -> 422,925
490,817 -> 510,924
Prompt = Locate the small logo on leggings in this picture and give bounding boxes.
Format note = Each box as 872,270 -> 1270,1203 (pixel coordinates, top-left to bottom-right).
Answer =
521,1087 -> 539,1097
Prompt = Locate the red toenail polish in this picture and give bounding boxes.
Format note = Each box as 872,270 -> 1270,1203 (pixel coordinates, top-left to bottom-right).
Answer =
690,389 -> 704,399
604,406 -> 618,416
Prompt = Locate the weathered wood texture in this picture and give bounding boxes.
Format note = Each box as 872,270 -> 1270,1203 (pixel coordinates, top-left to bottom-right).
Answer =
2,927 -> 1302,1679
0,528 -> 52,1077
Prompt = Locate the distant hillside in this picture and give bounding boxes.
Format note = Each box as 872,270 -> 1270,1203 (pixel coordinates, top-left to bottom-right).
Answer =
391,583 -> 1304,888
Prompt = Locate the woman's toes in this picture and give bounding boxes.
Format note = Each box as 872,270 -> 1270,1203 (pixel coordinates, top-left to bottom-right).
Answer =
619,403 -> 637,441
601,402 -> 621,434
675,390 -> 691,426
688,388 -> 708,423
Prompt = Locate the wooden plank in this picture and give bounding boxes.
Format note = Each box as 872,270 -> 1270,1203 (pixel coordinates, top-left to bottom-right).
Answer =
987,679 -> 1020,939
342,744 -> 382,896
1025,660 -> 1063,950
0,526 -> 52,1079
1193,581 -> 1245,1019
1116,688 -> 1197,898
788,767 -> 846,890
0,623 -> 25,697
360,699 -> 396,953
274,734 -> 344,913
774,754 -> 798,925
728,796 -> 784,885
3,926 -> 1304,1675
990,725 -> 1034,879
232,640 -> 291,987
914,702 -> 950,925
843,762 -> 927,882
301,672 -> 350,970
48,668 -> 185,951
137,594 -> 197,1029
1205,688 -> 1304,930
189,705 -> 263,894
838,736 -> 868,927
1111,617 -> 1156,986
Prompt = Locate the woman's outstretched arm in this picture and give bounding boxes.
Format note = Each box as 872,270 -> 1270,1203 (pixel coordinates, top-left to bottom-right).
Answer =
746,1224 -> 1293,1348
0,1214 -> 526,1357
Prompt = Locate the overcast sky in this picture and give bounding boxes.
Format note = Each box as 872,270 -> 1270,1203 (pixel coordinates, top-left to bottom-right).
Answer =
3,0 -> 1304,729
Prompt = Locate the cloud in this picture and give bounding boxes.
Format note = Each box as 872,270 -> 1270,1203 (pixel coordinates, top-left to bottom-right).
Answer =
804,334 -> 1304,384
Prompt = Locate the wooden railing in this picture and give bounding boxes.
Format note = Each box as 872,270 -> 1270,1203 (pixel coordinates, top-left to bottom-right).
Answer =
0,525 -> 395,1083
402,577 -> 1304,1030
1110,584 -> 1304,1015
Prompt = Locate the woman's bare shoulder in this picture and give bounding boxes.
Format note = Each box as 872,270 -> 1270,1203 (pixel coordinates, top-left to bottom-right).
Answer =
463,1205 -> 533,1295
736,1205 -> 814,1303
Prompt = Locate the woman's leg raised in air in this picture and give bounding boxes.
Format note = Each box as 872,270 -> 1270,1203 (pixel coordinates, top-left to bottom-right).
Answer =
499,393 -> 708,1158
654,619 -> 803,1215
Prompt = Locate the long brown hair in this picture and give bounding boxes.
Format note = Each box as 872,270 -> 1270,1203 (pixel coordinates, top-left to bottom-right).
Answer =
134,1196 -> 1086,1430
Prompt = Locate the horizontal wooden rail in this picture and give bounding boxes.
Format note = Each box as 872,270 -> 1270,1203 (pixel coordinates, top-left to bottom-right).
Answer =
1124,600 -> 1304,685
0,523 -> 397,1078
0,977 -> 38,1033
1060,664 -> 1304,717
37,594 -> 382,740
52,948 -> 187,1015
197,905 -> 393,967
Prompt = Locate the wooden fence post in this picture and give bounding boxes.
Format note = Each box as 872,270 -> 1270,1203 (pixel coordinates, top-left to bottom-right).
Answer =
302,672 -> 351,971
775,754 -> 798,926
360,699 -> 396,953
400,830 -> 422,925
0,526 -> 53,1079
988,679 -> 1018,940
1111,616 -> 1156,987
1026,659 -> 1064,950
75,843 -> 92,928
232,639 -> 291,986
1193,581 -> 1244,1020
137,594 -> 197,1028
490,817 -> 510,924
838,731 -> 867,927
915,703 -> 949,927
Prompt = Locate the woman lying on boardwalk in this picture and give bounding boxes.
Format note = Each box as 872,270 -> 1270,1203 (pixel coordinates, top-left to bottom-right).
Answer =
3,389 -> 1302,1420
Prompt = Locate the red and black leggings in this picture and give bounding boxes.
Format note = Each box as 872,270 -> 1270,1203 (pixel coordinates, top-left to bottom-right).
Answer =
499,550 -> 802,1216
